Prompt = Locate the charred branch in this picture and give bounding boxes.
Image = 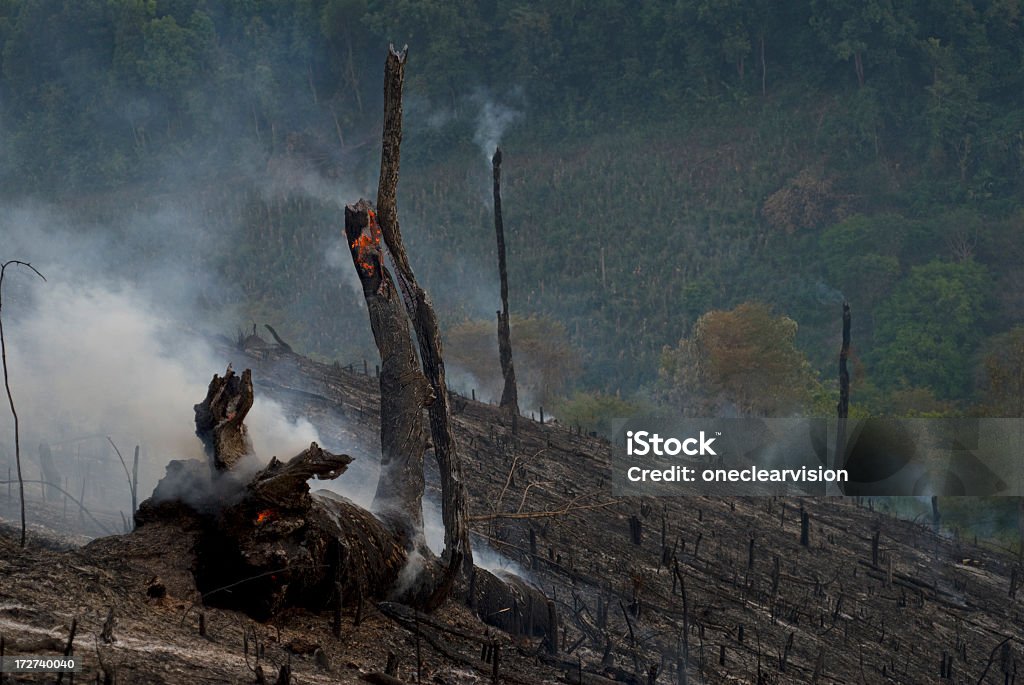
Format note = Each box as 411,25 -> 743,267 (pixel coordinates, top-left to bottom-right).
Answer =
245,443 -> 351,508
263,324 -> 294,354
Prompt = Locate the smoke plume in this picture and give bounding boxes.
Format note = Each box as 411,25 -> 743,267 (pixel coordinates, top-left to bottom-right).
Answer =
0,201 -> 322,517
472,96 -> 523,162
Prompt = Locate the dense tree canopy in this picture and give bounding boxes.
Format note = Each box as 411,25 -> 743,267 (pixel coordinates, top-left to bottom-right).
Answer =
977,325 -> 1024,417
872,259 -> 991,400
1,0 -> 1022,193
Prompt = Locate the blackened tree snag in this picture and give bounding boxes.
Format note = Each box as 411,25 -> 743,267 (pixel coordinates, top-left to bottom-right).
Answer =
492,147 -> 520,417
344,199 -> 429,542
194,366 -> 254,472
837,302 -> 850,420
373,44 -> 474,594
836,302 -> 850,475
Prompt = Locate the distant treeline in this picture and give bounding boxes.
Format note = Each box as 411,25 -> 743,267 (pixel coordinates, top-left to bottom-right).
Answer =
1,1 -> 1022,193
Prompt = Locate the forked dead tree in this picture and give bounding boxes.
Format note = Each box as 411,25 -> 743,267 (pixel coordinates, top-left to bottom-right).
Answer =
370,45 -> 474,595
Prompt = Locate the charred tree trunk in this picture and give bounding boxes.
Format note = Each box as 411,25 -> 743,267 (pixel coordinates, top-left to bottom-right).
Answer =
344,200 -> 429,543
837,302 -> 850,420
492,147 -> 519,417
373,45 -> 474,598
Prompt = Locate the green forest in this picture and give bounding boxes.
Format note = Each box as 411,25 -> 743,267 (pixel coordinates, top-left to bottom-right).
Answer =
1,0 -> 1023,429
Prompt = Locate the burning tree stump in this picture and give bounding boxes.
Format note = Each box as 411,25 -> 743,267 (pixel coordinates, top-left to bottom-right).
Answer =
141,373 -> 413,617
344,199 -> 429,545
197,443 -> 411,618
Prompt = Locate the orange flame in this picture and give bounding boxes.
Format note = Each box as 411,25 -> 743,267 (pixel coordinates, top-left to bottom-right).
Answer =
255,508 -> 276,525
351,208 -> 382,276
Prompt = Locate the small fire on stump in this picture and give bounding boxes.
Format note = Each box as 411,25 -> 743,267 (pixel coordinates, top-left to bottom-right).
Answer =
255,508 -> 277,525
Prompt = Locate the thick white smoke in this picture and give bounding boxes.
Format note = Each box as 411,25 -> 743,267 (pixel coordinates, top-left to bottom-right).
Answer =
0,203 -> 321,515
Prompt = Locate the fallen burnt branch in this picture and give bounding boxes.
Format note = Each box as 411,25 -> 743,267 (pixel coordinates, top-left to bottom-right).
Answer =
378,601 -> 548,685
263,324 -> 293,354
378,601 -> 494,644
470,498 -> 622,522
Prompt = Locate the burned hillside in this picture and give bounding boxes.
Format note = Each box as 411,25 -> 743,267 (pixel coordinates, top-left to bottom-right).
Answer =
1,338 -> 1021,684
